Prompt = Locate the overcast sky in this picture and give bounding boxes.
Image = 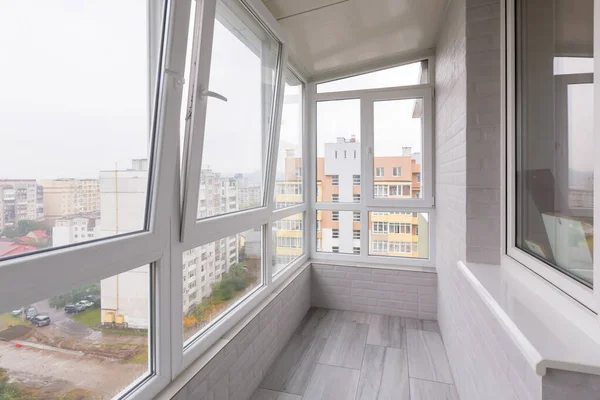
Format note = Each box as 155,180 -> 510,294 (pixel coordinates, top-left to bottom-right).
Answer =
0,1 -> 150,179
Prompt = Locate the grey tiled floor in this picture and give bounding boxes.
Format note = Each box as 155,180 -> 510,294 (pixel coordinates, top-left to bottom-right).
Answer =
251,308 -> 459,400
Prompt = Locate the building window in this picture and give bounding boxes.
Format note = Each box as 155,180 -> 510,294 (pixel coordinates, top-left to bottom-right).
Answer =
373,222 -> 388,234
296,167 -> 302,177
353,212 -> 360,222
513,0 -> 594,289
332,228 -> 339,238
353,230 -> 360,239
353,194 -> 360,203
354,150 -> 357,159
332,211 -> 339,221
344,150 -> 347,159
332,246 -> 339,253
372,241 -> 388,253
416,173 -> 421,183
335,150 -> 338,159
376,167 -> 384,177
332,194 -> 339,202
393,167 -> 402,176
332,175 -> 339,186
353,175 -> 360,185
374,184 -> 389,198
413,243 -> 418,254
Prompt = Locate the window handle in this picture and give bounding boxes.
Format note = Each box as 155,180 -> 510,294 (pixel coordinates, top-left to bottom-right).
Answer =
201,90 -> 228,102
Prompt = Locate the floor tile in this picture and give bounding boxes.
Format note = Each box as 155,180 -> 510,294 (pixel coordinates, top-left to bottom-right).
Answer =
405,318 -> 440,333
302,364 -> 360,400
319,320 -> 369,369
251,388 -> 303,400
356,345 -> 385,400
367,314 -> 405,348
378,348 -> 410,400
410,378 -> 459,400
261,334 -> 327,395
406,329 -> 453,384
338,310 -> 370,324
296,308 -> 338,338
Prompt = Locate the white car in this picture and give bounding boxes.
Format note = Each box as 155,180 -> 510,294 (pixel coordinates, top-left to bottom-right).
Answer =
11,308 -> 24,316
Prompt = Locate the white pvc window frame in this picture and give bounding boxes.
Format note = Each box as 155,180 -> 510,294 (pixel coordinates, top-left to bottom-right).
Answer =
309,58 -> 436,267
0,0 -> 307,398
503,0 -> 598,312
173,0 -> 312,379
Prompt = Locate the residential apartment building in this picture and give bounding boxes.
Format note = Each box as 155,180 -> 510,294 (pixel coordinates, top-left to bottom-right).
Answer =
315,137 -> 423,258
98,159 -> 150,329
0,180 -> 44,232
40,178 -> 100,222
52,213 -> 100,247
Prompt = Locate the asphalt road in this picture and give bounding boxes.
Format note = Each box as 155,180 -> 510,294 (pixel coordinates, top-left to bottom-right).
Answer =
32,299 -> 96,339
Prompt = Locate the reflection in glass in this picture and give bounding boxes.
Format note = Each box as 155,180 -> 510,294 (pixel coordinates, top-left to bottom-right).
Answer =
516,0 -> 594,285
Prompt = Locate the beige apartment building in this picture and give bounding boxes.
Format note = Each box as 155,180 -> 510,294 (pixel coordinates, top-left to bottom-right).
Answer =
41,178 -> 100,222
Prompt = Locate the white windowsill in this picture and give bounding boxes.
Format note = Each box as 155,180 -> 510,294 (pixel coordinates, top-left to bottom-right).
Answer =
460,258 -> 600,376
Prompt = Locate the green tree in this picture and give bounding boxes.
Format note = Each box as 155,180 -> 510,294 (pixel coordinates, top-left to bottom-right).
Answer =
49,284 -> 100,309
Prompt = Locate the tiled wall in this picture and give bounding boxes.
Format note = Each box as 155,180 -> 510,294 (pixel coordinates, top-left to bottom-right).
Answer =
465,0 -> 502,265
171,266 -> 311,400
435,0 -> 541,399
311,263 -> 437,320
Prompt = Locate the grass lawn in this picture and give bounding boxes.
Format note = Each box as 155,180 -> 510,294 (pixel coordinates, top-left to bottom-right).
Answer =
0,312 -> 27,329
128,348 -> 149,365
71,308 -> 101,328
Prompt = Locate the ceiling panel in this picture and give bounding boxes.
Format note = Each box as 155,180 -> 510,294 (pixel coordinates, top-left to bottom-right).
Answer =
263,0 -> 447,77
262,0 -> 345,20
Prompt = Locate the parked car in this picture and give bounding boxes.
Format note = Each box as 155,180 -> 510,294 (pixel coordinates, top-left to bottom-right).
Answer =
76,300 -> 93,309
11,307 -> 24,316
24,307 -> 38,320
31,315 -> 51,327
64,303 -> 85,313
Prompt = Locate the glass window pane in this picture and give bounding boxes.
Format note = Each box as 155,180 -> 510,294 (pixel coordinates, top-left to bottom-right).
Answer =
516,0 -> 594,286
317,100 -> 360,203
368,212 -> 429,259
373,99 -> 423,200
197,0 -> 280,219
275,71 -> 303,209
183,227 -> 263,343
0,265 -> 151,399
0,2 -> 156,260
316,211 -> 360,254
272,213 -> 304,275
316,60 -> 428,93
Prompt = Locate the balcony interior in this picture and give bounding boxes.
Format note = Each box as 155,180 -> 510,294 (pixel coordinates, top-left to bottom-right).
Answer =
1,0 -> 600,399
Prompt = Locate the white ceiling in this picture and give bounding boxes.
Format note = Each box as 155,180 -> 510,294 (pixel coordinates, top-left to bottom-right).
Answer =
262,0 -> 448,78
